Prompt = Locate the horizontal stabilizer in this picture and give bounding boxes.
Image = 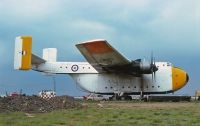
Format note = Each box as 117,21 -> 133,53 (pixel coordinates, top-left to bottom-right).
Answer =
32,54 -> 46,65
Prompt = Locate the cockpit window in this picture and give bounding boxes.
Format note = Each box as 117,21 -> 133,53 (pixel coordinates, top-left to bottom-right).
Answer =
167,62 -> 171,66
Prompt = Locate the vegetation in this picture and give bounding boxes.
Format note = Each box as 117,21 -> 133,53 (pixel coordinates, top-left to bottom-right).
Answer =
0,101 -> 200,126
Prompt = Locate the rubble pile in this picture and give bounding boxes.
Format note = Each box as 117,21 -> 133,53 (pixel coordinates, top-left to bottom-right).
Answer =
0,96 -> 81,113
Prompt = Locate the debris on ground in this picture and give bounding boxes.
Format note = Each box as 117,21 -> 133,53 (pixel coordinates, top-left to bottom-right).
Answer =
25,113 -> 35,118
0,95 -> 81,113
97,103 -> 103,108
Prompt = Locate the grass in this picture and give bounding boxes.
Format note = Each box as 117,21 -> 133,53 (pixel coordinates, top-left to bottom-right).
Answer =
0,101 -> 200,126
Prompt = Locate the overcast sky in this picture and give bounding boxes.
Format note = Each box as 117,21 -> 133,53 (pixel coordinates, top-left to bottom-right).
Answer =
0,0 -> 199,96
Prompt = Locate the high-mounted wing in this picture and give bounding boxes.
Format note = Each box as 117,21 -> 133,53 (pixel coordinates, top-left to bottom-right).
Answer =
76,39 -> 131,72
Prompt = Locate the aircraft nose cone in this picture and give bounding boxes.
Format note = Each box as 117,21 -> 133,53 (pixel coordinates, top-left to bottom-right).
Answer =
172,67 -> 189,91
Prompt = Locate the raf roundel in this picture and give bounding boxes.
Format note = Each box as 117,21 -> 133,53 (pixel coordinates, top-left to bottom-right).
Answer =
71,65 -> 79,72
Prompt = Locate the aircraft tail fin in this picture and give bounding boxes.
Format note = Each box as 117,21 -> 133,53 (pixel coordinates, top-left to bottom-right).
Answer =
43,48 -> 57,62
14,36 -> 46,70
14,36 -> 32,70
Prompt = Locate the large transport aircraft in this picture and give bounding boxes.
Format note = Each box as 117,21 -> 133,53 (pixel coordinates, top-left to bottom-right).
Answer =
14,36 -> 189,100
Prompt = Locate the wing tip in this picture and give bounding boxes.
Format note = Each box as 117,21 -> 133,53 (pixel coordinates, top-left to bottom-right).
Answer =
76,39 -> 107,45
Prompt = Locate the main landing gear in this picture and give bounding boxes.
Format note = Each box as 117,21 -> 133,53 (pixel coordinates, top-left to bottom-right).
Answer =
109,92 -> 132,101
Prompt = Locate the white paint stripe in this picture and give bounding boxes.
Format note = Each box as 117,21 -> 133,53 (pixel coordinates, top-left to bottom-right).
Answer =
14,37 -> 22,69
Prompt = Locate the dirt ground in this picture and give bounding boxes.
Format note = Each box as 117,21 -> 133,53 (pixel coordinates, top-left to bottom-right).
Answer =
0,95 -> 81,113
1,95 -> 199,113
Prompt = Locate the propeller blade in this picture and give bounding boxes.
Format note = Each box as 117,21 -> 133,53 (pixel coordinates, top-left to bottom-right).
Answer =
151,51 -> 153,65
150,52 -> 157,82
153,71 -> 156,82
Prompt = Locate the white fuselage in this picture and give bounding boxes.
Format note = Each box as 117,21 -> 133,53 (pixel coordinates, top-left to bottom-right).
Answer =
14,36 -> 188,95
33,62 -> 173,94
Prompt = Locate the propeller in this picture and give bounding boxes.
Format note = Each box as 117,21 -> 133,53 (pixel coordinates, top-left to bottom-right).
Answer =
150,52 -> 158,82
131,52 -> 158,80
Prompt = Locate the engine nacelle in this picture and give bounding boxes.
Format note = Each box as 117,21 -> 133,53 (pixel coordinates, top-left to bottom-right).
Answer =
130,59 -> 157,74
139,61 -> 152,74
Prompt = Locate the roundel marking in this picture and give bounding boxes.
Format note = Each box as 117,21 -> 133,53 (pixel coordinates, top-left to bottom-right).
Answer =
71,65 -> 79,72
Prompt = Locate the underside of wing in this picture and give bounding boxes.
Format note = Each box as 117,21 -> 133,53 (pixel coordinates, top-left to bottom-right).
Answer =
76,39 -> 131,72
